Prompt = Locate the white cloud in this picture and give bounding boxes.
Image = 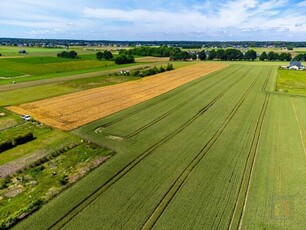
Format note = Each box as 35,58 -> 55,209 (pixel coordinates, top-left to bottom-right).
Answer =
1,0 -> 306,40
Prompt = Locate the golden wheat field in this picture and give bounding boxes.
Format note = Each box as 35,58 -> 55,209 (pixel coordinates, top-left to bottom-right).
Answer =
8,63 -> 227,130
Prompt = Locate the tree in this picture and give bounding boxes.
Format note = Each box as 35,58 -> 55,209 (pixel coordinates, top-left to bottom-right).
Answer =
244,49 -> 257,61
114,55 -> 135,64
103,50 -> 113,60
216,49 -> 226,60
96,51 -> 103,61
198,50 -> 206,60
191,53 -> 197,60
208,49 -> 216,60
273,53 -> 279,61
166,63 -> 174,71
293,53 -> 306,61
259,52 -> 267,61
224,49 -> 244,60
267,51 -> 275,61
279,52 -> 292,61
69,51 -> 78,59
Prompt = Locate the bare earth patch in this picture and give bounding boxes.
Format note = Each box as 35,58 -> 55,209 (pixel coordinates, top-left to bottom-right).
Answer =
8,63 -> 227,130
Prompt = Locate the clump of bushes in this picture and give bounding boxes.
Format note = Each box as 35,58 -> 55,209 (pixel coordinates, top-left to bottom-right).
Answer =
115,55 -> 135,64
0,140 -> 14,153
0,132 -> 35,154
57,50 -> 78,59
129,63 -> 174,78
13,132 -> 34,145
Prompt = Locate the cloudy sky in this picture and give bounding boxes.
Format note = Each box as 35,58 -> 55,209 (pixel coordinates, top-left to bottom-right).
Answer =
1,0 -> 306,41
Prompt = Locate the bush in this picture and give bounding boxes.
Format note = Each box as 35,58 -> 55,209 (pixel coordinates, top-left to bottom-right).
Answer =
59,175 -> 68,185
115,55 -> 135,64
13,132 -> 34,145
0,140 -> 14,153
0,177 -> 11,189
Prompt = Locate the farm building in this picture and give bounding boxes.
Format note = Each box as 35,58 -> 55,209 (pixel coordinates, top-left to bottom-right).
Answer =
288,61 -> 304,70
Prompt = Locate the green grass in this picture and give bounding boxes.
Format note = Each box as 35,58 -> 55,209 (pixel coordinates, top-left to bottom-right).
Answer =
276,68 -> 306,95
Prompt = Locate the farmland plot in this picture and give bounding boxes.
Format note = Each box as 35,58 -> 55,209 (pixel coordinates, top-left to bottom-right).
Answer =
14,64 -> 306,230
8,63 -> 227,130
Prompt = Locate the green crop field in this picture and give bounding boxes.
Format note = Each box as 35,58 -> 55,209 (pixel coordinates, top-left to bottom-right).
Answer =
11,63 -> 306,229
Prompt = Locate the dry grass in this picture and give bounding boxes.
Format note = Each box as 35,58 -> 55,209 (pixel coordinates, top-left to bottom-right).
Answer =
8,63 -> 227,130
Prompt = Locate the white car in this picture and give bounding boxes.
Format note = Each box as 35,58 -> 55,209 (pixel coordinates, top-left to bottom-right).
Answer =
21,114 -> 31,121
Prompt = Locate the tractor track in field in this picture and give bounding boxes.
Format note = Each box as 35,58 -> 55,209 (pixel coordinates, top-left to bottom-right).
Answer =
95,65 -> 240,129
48,66 -> 249,230
125,66 -> 248,139
140,69 -> 261,230
228,73 -> 270,230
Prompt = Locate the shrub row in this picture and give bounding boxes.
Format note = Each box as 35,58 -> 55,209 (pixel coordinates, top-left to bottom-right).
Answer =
0,132 -> 35,153
130,63 -> 174,78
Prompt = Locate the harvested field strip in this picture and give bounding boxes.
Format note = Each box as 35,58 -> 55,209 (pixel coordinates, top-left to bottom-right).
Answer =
47,66 -> 245,230
141,71 -> 260,229
8,63 -> 227,130
96,65 -> 242,129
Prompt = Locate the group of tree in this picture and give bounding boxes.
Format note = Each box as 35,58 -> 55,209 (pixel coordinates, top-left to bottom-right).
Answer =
292,53 -> 306,61
114,55 -> 135,64
169,48 -> 196,61
130,63 -> 174,77
206,49 -> 245,61
119,46 -> 174,57
57,50 -> 78,59
259,51 -> 292,61
96,50 -> 113,60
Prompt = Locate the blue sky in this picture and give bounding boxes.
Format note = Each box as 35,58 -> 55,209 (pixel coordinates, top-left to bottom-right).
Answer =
1,0 -> 306,41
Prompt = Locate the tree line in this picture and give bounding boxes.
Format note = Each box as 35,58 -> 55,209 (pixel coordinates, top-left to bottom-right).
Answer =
259,51 -> 292,61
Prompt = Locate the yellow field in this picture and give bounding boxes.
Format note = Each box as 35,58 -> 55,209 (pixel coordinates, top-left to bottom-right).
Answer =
8,63 -> 227,130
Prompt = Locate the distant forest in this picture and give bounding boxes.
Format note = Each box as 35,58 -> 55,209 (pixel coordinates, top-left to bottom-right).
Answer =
1,38 -> 306,48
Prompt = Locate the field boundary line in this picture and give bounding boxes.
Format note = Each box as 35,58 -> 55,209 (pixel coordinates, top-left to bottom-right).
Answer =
140,71 -> 260,230
228,73 -> 270,229
48,66 -> 247,230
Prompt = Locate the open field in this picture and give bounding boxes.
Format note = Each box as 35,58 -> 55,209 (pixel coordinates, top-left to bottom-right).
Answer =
8,63 -> 227,130
13,63 -> 306,229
